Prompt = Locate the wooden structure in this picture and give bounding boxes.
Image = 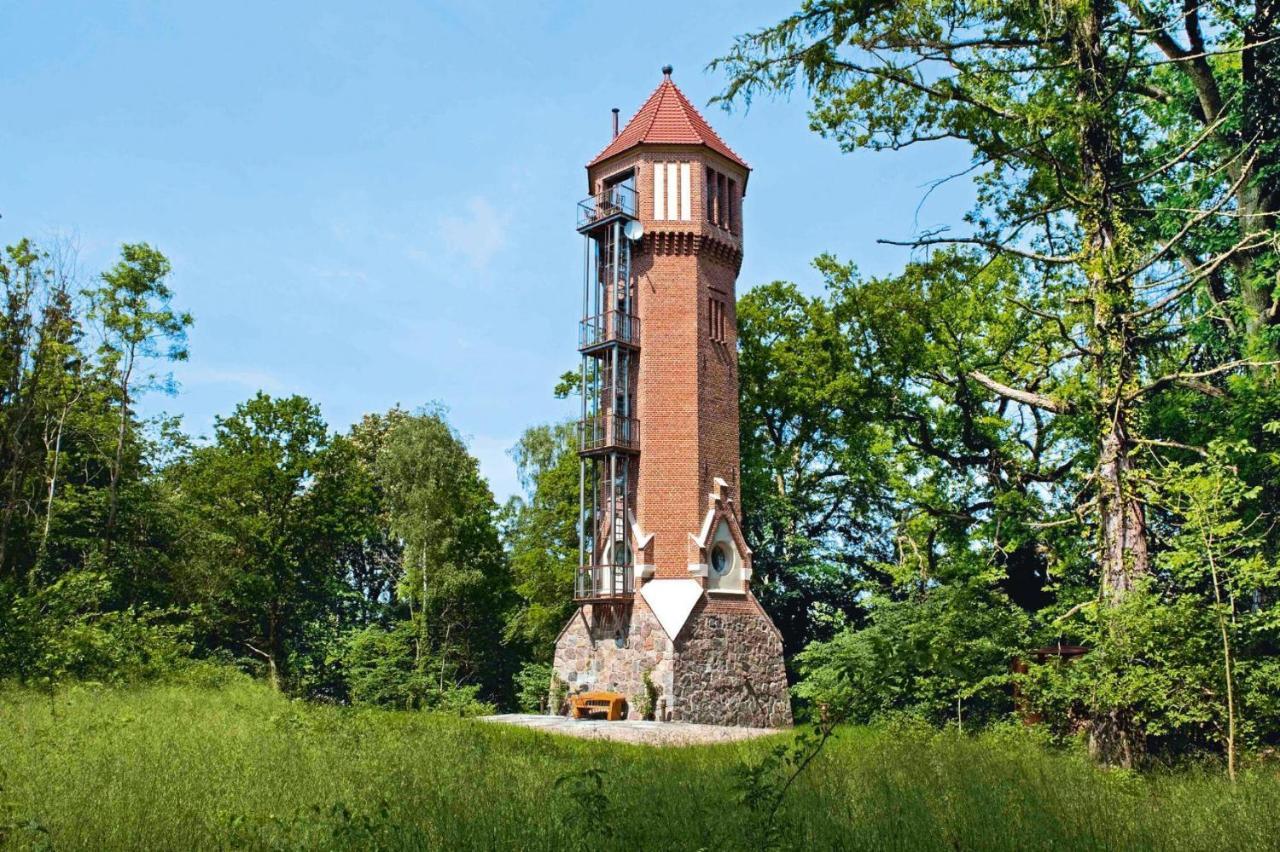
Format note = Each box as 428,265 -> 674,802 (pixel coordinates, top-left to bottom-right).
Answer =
570,691 -> 626,721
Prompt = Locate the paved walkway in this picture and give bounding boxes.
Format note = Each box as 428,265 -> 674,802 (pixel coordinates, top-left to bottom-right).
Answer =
477,714 -> 784,746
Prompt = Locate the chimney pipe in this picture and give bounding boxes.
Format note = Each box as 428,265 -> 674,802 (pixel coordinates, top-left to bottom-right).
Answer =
612,108 -> 620,138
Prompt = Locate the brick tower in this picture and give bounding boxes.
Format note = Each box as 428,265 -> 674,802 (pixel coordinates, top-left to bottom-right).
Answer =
552,67 -> 791,728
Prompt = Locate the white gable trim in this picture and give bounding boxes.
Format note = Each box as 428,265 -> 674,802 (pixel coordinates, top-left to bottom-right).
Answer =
639,579 -> 704,641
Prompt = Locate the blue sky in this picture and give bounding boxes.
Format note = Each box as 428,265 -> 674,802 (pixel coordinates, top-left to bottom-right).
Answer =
1,1 -> 974,501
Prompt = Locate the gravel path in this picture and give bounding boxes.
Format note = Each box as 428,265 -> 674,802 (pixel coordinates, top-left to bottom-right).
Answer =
477,714 -> 785,746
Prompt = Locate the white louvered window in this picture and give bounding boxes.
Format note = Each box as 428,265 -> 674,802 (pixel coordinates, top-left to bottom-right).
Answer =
653,162 -> 665,220
666,162 -> 678,219
680,163 -> 691,220
652,161 -> 692,221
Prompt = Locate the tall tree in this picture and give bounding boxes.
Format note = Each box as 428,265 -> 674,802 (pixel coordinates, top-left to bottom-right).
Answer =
503,421 -> 578,659
171,393 -> 337,690
714,0 -> 1278,763
376,408 -> 513,701
737,281 -> 892,654
86,243 -> 190,563
0,240 -> 83,585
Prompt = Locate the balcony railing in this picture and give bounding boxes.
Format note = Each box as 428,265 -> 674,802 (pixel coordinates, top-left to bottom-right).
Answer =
579,413 -> 639,454
575,562 -> 634,600
579,311 -> 640,350
577,184 -> 637,230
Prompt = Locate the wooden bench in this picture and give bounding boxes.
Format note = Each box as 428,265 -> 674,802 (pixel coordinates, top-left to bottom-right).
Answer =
570,691 -> 626,721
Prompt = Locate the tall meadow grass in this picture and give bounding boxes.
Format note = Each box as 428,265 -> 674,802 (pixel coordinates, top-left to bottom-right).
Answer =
1,678 -> 1276,850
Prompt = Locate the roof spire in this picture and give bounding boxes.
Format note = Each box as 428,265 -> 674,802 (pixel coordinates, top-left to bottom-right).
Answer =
587,70 -> 749,170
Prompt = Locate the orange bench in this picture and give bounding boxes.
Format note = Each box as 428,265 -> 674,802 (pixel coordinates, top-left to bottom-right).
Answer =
570,691 -> 626,721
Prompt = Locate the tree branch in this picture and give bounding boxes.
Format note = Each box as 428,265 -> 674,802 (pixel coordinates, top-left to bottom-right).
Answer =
968,370 -> 1074,414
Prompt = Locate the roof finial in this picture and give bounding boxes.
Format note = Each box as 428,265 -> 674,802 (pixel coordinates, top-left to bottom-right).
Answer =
662,64 -> 673,80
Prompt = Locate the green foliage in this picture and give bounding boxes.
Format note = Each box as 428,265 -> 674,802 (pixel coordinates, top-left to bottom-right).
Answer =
637,668 -> 660,721
336,623 -> 434,709
502,421 -> 578,659
513,660 -> 553,713
737,281 -> 892,654
168,392 -> 340,689
716,0 -> 1280,764
1024,441 -> 1280,757
554,767 -> 611,850
0,571 -> 190,688
550,672 -> 569,716
795,584 -> 1029,727
335,622 -> 494,715
376,407 -> 514,704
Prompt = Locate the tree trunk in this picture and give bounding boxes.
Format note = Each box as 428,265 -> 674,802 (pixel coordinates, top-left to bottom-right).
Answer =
1205,532 -> 1238,782
33,405 -> 69,591
104,348 -> 135,562
1237,0 -> 1280,353
1097,423 -> 1149,601
1075,0 -> 1150,765
266,610 -> 283,692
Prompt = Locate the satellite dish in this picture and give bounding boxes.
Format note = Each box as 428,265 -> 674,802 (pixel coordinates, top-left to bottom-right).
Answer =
624,220 -> 644,241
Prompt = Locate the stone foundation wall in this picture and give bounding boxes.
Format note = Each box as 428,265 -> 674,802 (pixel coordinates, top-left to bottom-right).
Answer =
670,600 -> 792,728
552,600 -> 673,720
552,595 -> 792,728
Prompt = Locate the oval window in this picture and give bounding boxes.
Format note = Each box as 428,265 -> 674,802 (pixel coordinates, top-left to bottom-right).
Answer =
711,543 -> 730,576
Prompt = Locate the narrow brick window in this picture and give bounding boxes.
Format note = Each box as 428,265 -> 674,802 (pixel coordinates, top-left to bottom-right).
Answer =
709,296 -> 727,343
727,178 -> 737,234
655,161 -> 692,221
653,161 -> 665,220
706,167 -> 719,225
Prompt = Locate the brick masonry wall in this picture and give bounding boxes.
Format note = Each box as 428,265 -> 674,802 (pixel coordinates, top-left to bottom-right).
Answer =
588,148 -> 749,579
553,143 -> 789,729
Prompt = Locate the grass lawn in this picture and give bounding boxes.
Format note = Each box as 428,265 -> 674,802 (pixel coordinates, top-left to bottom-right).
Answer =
1,678 -> 1277,850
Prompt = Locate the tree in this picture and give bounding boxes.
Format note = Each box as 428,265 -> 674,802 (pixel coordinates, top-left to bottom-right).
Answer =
737,281 -> 892,655
332,411 -> 408,626
171,393 -> 337,690
86,243 -> 190,564
714,0 -> 1280,764
1148,441 -> 1278,778
0,240 -> 82,584
503,421 -> 579,659
375,408 -> 513,702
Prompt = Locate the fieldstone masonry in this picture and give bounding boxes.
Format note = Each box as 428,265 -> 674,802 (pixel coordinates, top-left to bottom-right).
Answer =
553,596 -> 790,727
670,600 -> 791,728
553,599 -> 674,714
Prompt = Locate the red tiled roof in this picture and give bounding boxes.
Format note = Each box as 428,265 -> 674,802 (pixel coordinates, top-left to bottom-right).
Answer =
588,74 -> 749,170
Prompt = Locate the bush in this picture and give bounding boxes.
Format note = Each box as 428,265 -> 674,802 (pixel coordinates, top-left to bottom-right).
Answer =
335,623 -> 494,715
514,661 -> 552,713
0,572 -> 192,688
793,584 -> 1029,727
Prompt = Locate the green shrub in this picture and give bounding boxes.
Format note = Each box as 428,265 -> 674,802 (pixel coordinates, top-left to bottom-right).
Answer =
0,572 -> 192,688
514,661 -> 552,713
335,623 -> 493,714
793,584 -> 1028,726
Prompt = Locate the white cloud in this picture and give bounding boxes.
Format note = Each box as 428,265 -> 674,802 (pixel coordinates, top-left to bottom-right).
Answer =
178,365 -> 285,394
435,196 -> 508,270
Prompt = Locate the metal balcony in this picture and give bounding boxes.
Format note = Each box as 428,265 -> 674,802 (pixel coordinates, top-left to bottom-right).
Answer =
579,413 -> 639,455
579,311 -> 640,352
577,184 -> 637,233
575,562 -> 634,601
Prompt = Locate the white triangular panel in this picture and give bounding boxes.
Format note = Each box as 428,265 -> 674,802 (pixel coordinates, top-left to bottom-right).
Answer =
639,579 -> 703,641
